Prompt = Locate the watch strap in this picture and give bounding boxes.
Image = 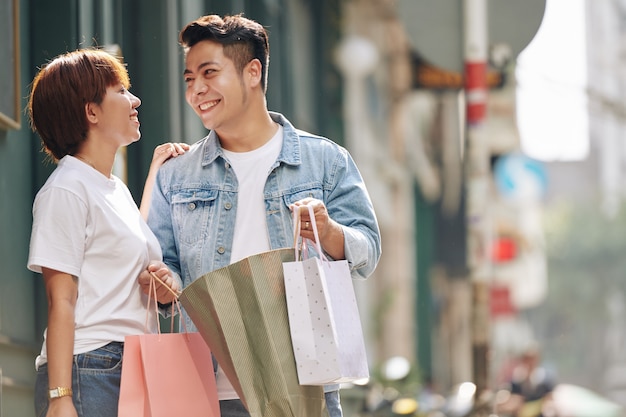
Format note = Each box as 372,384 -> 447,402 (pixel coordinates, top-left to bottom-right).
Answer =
49,386 -> 73,399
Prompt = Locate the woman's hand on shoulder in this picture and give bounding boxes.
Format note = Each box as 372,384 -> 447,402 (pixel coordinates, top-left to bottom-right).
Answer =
150,142 -> 190,168
140,142 -> 189,221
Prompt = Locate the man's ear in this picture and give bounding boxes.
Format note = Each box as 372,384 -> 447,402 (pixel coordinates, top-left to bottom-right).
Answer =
246,59 -> 263,88
84,102 -> 98,124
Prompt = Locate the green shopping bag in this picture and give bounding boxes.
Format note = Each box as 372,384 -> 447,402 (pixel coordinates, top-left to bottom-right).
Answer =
179,248 -> 327,417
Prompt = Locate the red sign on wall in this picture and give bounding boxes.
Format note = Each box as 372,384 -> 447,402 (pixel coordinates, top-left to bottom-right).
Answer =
490,285 -> 516,317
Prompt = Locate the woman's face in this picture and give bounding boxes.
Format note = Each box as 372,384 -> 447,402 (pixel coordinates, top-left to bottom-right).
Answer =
91,83 -> 142,146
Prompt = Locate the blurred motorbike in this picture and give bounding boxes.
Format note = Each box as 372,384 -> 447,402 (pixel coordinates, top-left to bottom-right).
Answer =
493,383 -> 625,417
340,356 -> 479,417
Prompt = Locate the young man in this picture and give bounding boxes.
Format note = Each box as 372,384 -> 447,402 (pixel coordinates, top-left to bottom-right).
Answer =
141,14 -> 381,417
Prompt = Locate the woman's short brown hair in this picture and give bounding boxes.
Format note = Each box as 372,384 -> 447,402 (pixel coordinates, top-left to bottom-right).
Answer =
28,49 -> 130,161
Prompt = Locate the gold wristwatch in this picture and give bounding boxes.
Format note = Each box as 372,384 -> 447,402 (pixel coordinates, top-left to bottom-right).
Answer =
48,386 -> 73,399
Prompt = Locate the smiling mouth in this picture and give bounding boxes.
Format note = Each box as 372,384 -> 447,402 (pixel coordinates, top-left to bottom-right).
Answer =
199,100 -> 219,111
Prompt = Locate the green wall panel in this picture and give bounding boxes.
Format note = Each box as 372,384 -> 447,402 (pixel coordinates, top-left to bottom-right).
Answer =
5,0 -> 84,414
121,0 -> 171,202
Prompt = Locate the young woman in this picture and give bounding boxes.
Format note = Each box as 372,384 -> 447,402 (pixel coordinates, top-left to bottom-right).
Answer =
27,49 -> 186,417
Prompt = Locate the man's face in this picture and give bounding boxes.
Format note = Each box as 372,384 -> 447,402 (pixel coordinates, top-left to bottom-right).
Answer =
183,40 -> 247,132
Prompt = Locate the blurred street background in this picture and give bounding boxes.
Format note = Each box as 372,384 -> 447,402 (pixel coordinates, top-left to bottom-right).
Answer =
2,0 -> 626,416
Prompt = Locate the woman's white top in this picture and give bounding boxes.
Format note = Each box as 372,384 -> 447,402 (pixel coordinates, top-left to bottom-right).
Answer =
28,156 -> 161,369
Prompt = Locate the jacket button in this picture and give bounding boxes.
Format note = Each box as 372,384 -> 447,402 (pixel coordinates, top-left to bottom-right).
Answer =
187,202 -> 196,210
217,247 -> 225,254
224,202 -> 232,210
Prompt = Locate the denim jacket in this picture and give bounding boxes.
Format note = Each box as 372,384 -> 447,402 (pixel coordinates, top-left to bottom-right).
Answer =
148,112 -> 381,390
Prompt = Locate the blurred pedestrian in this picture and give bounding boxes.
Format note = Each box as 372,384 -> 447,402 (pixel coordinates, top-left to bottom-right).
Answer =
496,346 -> 555,417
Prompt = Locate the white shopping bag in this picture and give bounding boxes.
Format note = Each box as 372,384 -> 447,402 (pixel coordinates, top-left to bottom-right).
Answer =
283,206 -> 369,385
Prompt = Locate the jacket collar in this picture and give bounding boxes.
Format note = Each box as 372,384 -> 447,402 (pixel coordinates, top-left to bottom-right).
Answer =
200,112 -> 301,167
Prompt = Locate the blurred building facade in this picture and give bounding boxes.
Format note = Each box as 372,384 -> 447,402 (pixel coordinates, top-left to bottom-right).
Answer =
499,0 -> 626,406
587,0 -> 626,405
356,0 -> 549,394
541,0 -> 626,405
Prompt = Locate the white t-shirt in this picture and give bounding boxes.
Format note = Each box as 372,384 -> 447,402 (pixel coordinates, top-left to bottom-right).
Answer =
217,125 -> 283,399
28,156 -> 161,369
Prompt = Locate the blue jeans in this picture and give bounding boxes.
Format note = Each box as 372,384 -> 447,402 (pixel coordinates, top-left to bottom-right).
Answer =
220,390 -> 343,417
35,342 -> 124,417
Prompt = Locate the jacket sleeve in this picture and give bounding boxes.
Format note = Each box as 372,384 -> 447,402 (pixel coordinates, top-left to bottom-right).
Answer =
325,147 -> 382,280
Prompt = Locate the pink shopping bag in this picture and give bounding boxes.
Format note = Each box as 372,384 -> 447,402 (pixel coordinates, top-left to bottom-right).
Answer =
118,274 -> 220,417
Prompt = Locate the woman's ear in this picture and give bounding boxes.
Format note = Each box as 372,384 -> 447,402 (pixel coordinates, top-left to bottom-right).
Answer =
84,102 -> 98,124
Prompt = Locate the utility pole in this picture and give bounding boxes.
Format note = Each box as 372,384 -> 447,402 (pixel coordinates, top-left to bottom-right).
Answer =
463,0 -> 490,398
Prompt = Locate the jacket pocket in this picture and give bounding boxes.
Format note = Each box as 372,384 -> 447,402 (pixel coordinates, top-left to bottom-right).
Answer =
171,189 -> 218,245
281,187 -> 324,207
